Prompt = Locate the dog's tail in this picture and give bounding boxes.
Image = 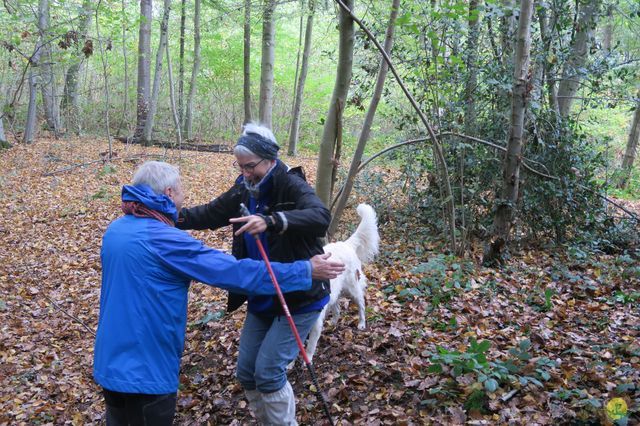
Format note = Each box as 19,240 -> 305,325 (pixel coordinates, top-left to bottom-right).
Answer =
345,204 -> 380,264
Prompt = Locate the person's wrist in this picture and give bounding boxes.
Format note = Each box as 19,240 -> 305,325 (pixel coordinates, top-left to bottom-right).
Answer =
257,213 -> 275,231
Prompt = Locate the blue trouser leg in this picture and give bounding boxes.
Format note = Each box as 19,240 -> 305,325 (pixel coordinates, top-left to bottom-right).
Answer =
236,310 -> 320,393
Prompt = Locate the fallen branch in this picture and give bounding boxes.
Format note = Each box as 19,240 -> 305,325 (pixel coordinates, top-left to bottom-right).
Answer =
331,132 -> 640,223
44,294 -> 96,337
116,136 -> 231,153
42,153 -> 165,176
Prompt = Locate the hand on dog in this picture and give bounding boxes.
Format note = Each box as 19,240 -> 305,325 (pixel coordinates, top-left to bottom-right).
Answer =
229,215 -> 267,236
310,253 -> 345,280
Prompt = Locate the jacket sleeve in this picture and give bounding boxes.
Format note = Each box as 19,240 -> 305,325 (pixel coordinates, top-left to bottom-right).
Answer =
271,175 -> 330,237
177,186 -> 241,231
151,227 -> 312,295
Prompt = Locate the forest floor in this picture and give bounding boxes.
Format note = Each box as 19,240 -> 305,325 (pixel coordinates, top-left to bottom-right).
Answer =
0,137 -> 638,425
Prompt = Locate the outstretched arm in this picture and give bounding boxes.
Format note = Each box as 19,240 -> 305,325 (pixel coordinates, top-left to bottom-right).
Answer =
177,187 -> 241,231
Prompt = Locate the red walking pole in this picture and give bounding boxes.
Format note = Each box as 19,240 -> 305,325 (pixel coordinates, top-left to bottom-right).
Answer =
239,204 -> 334,426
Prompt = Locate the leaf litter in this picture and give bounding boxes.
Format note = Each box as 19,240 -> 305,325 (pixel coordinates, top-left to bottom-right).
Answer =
0,137 -> 638,425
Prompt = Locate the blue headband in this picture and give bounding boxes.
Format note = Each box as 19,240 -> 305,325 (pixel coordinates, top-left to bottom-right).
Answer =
236,132 -> 280,160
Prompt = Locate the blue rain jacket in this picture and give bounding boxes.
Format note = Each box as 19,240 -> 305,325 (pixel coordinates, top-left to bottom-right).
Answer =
93,184 -> 312,394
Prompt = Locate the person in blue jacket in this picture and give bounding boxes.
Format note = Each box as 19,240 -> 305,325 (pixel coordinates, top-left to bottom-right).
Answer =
93,161 -> 344,426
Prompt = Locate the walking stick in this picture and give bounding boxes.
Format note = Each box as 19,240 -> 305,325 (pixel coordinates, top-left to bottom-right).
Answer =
239,204 -> 335,426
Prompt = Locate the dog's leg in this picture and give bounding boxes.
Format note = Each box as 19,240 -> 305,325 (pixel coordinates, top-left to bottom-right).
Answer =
304,307 -> 327,363
355,276 -> 367,330
329,301 -> 341,326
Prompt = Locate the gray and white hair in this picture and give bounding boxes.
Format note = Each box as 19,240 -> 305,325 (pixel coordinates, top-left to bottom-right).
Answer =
132,161 -> 180,195
233,122 -> 278,157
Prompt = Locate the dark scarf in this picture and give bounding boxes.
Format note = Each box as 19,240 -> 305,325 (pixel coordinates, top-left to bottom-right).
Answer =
122,201 -> 175,226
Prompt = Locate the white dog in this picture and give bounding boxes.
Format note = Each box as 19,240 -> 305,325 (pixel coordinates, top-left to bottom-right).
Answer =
302,203 -> 379,364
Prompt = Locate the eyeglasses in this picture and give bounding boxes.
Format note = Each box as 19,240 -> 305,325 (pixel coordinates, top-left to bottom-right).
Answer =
233,159 -> 265,172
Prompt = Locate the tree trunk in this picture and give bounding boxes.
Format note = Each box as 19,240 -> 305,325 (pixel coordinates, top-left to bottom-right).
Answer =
287,0 -> 315,156
117,0 -> 130,136
61,0 -> 93,135
165,38 -> 182,155
185,0 -> 201,140
96,0 -> 113,157
328,0 -> 399,235
288,0 -> 305,137
496,0 -> 516,113
142,0 -> 172,145
134,0 -> 153,142
537,5 -> 559,113
178,0 -> 186,128
464,0 -> 481,136
259,0 -> 277,128
617,91 -> 640,189
24,45 -> 42,144
499,0 -> 515,66
459,0 -> 482,255
38,0 -> 61,136
603,4 -> 613,52
557,0 -> 601,117
483,0 -> 534,266
315,0 -> 355,206
0,116 -> 8,148
243,0 -> 252,124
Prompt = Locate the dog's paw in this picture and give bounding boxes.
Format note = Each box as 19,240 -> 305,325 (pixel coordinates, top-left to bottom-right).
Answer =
357,322 -> 366,330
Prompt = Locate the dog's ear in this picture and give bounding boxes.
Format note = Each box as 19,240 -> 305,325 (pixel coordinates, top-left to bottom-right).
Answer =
287,166 -> 306,182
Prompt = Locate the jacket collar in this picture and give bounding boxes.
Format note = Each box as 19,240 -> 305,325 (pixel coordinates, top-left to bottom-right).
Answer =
121,184 -> 178,222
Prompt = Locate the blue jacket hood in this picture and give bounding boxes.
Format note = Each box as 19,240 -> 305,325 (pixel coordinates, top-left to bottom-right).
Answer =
122,184 -> 178,222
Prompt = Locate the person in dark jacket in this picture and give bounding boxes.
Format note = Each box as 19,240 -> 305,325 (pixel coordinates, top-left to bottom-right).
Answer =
95,161 -> 344,426
178,123 -> 333,425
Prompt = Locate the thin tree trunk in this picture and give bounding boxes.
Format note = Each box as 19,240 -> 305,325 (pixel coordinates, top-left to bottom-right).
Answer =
464,0 -> 481,136
460,0 -> 482,256
328,0 -> 399,235
134,0 -> 153,142
428,0 -> 441,123
165,38 -> 182,156
243,0 -> 252,124
24,67 -> 39,144
96,0 -> 113,158
497,0 -> 516,113
603,4 -> 613,53
24,26 -> 44,144
617,91 -> 640,189
185,0 -> 201,140
178,0 -> 186,128
287,0 -> 315,156
537,5 -> 559,113
315,0 -> 355,206
61,0 -> 92,135
557,0 -> 601,117
259,0 -> 277,128
0,115 -> 8,148
483,0 -> 534,265
499,0 -> 515,66
38,0 -> 61,136
117,0 -> 130,136
288,0 -> 305,134
142,0 -> 172,145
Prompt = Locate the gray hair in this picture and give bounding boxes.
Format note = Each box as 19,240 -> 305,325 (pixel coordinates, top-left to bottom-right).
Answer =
132,161 -> 180,195
233,122 -> 277,158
